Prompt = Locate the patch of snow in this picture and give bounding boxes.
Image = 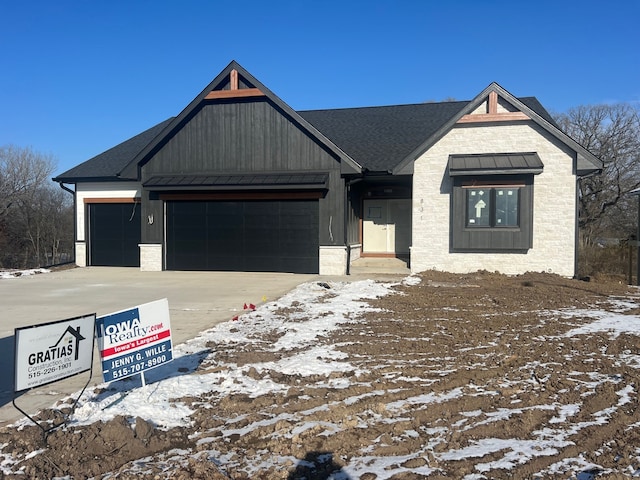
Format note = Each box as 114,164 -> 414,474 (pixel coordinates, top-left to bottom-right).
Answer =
0,268 -> 50,279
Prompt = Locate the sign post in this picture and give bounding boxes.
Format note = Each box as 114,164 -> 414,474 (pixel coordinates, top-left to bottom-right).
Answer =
96,298 -> 173,385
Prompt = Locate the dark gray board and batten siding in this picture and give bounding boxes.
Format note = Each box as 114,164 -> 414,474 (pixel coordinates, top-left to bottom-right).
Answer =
140,98 -> 347,248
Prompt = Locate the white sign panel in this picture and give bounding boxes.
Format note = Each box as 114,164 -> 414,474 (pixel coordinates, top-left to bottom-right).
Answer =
96,298 -> 173,382
14,314 -> 96,392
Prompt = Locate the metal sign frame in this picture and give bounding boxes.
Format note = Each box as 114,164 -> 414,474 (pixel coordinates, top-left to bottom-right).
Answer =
12,313 -> 96,435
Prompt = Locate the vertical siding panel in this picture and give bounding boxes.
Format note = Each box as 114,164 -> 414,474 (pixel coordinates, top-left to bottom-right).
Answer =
142,97 -> 346,248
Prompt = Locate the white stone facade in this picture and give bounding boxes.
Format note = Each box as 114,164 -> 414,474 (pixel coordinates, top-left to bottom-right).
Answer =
139,244 -> 163,271
411,121 -> 577,277
74,242 -> 87,267
349,244 -> 362,263
319,246 -> 347,275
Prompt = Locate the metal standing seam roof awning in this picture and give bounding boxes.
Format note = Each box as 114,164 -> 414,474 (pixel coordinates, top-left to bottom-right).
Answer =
143,172 -> 330,191
448,153 -> 544,176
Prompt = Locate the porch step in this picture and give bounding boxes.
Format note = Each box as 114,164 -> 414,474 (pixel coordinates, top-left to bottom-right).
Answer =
349,257 -> 410,275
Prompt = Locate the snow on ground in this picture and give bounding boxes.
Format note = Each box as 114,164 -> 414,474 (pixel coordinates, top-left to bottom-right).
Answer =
0,268 -> 50,279
2,273 -> 640,478
70,279 -> 397,428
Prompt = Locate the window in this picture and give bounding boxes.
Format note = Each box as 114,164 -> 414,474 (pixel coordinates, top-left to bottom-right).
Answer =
465,186 -> 520,228
448,152 -> 543,253
451,176 -> 534,252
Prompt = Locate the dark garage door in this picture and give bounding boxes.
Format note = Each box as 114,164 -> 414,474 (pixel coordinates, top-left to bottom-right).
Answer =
88,203 -> 141,266
166,200 -> 319,273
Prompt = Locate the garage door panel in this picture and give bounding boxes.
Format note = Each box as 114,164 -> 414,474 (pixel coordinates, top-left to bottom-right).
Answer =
166,200 -> 318,273
89,203 -> 140,267
206,222 -> 243,251
171,252 -> 205,270
206,254 -> 242,271
280,256 -> 316,274
245,228 -> 279,255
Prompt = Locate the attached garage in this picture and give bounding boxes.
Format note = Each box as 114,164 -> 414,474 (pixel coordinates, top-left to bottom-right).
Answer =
87,202 -> 141,266
166,200 -> 319,273
53,60 -> 603,277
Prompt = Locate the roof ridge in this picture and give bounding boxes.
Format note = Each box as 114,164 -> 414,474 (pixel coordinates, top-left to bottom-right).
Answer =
298,100 -> 470,114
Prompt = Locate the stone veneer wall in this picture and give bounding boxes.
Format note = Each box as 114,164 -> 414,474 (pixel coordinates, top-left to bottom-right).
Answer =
411,121 -> 577,277
139,244 -> 163,271
349,244 -> 362,263
319,246 -> 347,275
75,242 -> 86,267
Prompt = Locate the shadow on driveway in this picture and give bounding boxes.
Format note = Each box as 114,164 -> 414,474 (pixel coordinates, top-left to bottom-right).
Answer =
0,335 -> 22,408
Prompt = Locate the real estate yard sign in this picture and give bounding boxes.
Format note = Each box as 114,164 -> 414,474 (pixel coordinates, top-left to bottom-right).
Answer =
96,298 -> 173,383
14,314 -> 96,392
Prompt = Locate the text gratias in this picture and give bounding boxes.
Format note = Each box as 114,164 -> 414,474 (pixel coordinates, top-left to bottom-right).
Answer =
14,314 -> 96,391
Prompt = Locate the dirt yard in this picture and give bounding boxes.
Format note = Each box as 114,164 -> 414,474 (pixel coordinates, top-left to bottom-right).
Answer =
1,271 -> 639,479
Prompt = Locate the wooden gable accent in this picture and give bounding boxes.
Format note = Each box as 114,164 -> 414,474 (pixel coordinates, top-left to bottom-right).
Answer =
205,68 -> 266,100
458,90 -> 530,124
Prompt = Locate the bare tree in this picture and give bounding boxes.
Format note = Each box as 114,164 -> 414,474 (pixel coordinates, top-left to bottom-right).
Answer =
554,103 -> 640,244
0,145 -> 56,218
0,145 -> 73,268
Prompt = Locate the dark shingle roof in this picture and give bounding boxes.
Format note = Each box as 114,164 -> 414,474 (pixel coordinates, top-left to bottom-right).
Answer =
518,97 -> 558,127
299,97 -> 558,173
52,89 -> 564,182
53,118 -> 174,182
299,101 -> 469,172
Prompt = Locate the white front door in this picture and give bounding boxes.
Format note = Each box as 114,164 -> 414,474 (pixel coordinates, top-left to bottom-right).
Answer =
363,199 -> 411,254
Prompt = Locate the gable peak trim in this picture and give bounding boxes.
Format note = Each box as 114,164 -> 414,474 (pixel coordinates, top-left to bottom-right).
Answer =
204,67 -> 265,100
457,88 -> 530,124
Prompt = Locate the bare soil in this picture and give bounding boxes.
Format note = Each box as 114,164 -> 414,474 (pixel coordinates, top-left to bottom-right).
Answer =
1,271 -> 639,479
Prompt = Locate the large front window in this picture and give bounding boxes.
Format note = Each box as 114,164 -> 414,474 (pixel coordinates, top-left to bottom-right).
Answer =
448,152 -> 542,253
451,175 -> 534,252
465,186 -> 520,228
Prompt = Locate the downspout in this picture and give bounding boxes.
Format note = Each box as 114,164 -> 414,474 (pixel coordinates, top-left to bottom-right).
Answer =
58,182 -> 75,196
575,168 -> 602,279
58,182 -> 77,264
574,176 -> 579,279
344,176 -> 364,275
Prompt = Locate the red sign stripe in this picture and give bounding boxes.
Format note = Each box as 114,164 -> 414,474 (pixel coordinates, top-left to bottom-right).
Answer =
101,329 -> 171,358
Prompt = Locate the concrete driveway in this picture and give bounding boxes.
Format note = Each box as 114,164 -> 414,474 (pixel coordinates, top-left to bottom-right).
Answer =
0,267 -> 320,427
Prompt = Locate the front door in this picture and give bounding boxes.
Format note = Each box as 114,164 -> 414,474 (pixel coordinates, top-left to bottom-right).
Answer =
362,199 -> 411,254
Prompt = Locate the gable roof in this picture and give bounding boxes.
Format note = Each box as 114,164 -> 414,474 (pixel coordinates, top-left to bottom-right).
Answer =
391,82 -> 602,176
53,68 -> 601,184
116,60 -> 361,179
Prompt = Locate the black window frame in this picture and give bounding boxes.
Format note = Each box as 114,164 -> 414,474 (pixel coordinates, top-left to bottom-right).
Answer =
451,174 -> 534,253
464,185 -> 521,229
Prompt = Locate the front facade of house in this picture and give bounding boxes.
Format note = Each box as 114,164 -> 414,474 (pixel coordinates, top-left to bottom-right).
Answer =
54,61 -> 601,277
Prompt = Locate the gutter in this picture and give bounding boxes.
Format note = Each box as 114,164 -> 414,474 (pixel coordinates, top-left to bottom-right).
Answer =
58,182 -> 75,196
57,181 -> 77,264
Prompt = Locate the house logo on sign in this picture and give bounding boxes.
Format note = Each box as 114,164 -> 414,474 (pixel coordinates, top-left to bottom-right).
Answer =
28,325 -> 86,367
54,326 -> 86,361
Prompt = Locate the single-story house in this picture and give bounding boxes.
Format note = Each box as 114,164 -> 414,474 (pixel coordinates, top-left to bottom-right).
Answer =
53,60 -> 602,277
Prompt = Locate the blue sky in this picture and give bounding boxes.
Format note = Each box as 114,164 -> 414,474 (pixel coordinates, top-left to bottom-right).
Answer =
1,0 -> 638,177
